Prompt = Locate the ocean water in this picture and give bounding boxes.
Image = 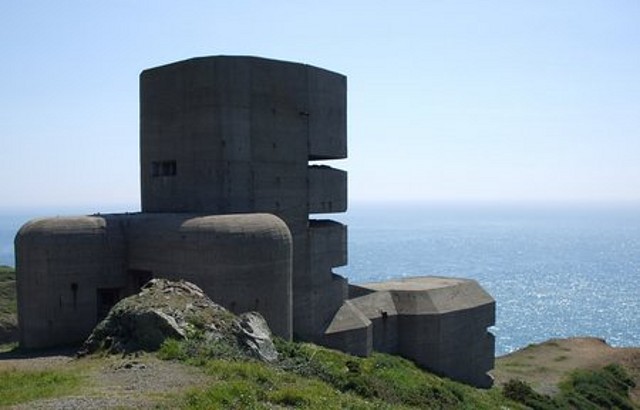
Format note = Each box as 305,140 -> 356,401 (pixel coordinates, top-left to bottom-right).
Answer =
2,203 -> 639,355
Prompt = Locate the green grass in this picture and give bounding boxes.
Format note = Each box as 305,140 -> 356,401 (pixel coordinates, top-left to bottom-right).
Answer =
159,337 -> 520,409
0,368 -> 82,406
181,360 -> 388,409
503,363 -> 637,410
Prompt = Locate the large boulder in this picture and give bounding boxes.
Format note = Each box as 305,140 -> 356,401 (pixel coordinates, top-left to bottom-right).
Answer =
79,279 -> 278,362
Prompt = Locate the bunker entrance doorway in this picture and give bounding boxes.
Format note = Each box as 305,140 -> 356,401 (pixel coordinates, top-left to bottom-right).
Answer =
129,269 -> 153,293
96,288 -> 122,322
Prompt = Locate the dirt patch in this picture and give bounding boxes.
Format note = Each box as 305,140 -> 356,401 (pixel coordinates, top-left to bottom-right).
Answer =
492,337 -> 640,402
1,348 -> 209,409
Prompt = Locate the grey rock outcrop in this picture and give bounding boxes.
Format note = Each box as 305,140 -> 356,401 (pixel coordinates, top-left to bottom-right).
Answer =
79,278 -> 278,362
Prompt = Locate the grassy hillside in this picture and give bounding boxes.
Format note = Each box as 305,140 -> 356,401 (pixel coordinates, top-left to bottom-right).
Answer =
0,265 -> 17,344
0,265 -> 16,314
495,338 -> 640,409
0,266 -> 18,343
0,337 -> 637,409
156,337 -> 517,409
0,340 -> 520,409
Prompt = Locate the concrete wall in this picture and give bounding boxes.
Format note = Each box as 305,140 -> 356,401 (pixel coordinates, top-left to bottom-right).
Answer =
307,67 -> 347,160
15,216 -> 127,348
308,166 -> 347,214
16,212 -> 293,347
139,56 -> 348,341
322,300 -> 371,357
397,307 -> 495,387
308,220 -> 347,273
350,291 -> 399,353
126,213 -> 293,339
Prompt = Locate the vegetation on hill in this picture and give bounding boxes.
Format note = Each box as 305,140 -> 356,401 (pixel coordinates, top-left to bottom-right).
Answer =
157,336 -> 517,409
0,265 -> 15,279
0,265 -> 17,344
0,265 -> 16,314
494,337 -> 640,409
503,364 -> 636,409
0,337 -> 637,409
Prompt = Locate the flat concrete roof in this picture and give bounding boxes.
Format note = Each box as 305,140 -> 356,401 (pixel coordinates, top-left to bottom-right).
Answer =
358,276 -> 470,292
354,276 -> 495,315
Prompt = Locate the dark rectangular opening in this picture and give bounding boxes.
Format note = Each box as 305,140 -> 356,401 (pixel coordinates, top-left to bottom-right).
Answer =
96,288 -> 122,322
152,160 -> 177,177
128,269 -> 153,292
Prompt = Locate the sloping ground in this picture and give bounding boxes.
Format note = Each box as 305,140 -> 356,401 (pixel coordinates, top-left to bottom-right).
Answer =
493,337 -> 640,404
0,342 -> 516,409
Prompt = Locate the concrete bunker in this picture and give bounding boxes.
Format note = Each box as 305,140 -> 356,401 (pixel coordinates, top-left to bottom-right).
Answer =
15,55 -> 495,387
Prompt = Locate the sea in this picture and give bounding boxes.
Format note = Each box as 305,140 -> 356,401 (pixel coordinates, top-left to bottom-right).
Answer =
1,202 -> 639,356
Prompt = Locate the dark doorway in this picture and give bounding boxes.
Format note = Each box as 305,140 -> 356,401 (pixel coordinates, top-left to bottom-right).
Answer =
129,269 -> 153,292
96,288 -> 122,322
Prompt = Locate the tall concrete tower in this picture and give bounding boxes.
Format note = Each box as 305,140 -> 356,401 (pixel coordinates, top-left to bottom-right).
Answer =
140,56 -> 348,341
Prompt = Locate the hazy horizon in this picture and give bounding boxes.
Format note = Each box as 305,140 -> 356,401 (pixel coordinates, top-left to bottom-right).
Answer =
1,198 -> 639,220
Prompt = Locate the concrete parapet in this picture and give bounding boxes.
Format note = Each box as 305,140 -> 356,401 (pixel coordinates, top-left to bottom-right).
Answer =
307,66 -> 347,160
308,166 -> 347,214
308,220 -> 347,269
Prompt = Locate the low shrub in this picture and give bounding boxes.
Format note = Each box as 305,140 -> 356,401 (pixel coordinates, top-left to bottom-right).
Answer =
503,364 -> 636,410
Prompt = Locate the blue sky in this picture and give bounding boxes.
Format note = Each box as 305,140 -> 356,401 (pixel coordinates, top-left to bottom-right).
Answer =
2,1 -> 639,211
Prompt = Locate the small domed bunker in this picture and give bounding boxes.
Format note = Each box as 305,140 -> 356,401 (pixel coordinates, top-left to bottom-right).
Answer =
15,216 -> 127,348
126,213 -> 293,339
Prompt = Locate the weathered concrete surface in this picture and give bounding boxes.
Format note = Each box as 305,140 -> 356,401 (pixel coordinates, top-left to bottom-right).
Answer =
16,213 -> 292,348
327,276 -> 496,388
139,56 -> 348,341
322,300 -> 372,357
79,279 -> 278,362
308,166 -> 347,214
15,216 -> 127,348
125,213 -> 293,340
